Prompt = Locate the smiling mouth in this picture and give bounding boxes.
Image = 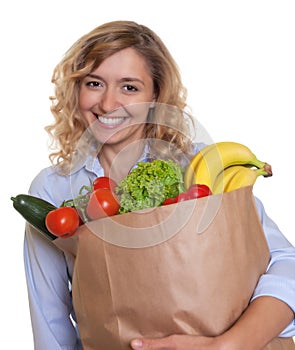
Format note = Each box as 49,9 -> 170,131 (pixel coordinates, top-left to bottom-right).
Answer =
94,114 -> 127,126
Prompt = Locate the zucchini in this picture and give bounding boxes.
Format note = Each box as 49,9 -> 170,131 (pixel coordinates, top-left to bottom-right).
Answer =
11,194 -> 57,241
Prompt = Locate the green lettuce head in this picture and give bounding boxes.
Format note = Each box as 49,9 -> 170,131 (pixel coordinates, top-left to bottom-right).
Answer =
116,159 -> 185,213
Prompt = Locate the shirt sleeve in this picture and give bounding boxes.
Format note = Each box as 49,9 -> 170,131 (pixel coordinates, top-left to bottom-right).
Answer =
252,197 -> 295,337
24,169 -> 83,350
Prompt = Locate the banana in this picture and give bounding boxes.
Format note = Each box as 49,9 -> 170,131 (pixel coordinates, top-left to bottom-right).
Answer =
213,165 -> 270,194
213,165 -> 245,194
185,141 -> 271,192
183,143 -> 220,189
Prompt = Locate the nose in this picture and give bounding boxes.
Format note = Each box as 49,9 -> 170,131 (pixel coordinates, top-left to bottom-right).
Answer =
99,88 -> 120,114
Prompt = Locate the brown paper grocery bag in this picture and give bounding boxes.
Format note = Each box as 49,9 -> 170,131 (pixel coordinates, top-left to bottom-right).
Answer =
53,186 -> 295,350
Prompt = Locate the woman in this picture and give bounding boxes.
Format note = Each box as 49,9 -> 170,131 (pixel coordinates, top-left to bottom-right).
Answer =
24,20 -> 295,350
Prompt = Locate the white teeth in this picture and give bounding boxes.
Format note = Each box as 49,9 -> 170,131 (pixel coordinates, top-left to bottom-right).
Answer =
98,116 -> 125,125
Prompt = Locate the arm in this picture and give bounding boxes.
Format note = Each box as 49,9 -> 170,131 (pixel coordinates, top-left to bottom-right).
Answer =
24,228 -> 82,350
252,197 -> 295,337
220,296 -> 293,350
130,297 -> 293,350
130,198 -> 295,350
221,197 -> 295,346
24,168 -> 83,350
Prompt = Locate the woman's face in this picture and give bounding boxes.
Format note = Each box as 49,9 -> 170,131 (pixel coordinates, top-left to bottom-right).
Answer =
79,47 -> 155,147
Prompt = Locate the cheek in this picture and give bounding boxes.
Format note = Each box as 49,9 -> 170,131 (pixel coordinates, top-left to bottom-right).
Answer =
79,88 -> 98,110
78,91 -> 89,111
78,92 -> 95,126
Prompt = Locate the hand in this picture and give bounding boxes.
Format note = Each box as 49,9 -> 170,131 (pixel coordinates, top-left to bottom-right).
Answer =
130,334 -> 225,350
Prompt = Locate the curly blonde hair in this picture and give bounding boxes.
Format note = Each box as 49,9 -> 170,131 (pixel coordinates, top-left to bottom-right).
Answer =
46,20 -> 195,173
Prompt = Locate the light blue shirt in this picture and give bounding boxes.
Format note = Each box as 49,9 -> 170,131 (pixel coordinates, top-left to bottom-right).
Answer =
24,152 -> 295,350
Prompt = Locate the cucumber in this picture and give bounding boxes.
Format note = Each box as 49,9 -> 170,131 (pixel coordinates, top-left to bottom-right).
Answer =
11,194 -> 57,241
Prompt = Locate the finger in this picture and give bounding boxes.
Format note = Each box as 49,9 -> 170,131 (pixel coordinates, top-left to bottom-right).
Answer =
130,336 -> 171,350
130,334 -> 212,349
130,339 -> 144,349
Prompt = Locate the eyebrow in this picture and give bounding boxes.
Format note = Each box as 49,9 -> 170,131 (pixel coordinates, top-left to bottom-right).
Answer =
86,73 -> 145,86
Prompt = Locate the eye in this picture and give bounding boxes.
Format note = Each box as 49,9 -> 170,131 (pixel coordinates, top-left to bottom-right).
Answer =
123,84 -> 139,92
86,80 -> 103,88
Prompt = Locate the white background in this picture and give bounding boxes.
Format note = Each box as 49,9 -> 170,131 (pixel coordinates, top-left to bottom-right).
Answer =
1,0 -> 294,347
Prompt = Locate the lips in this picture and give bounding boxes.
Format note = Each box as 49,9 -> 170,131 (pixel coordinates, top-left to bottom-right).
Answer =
93,112 -> 127,127
97,116 -> 126,125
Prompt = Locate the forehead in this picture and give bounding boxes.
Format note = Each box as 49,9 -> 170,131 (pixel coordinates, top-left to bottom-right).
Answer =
93,48 -> 151,76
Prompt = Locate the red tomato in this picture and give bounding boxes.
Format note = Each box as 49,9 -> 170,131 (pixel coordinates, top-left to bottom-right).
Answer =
45,207 -> 80,238
86,188 -> 120,220
93,176 -> 117,192
162,197 -> 178,205
175,192 -> 190,202
187,184 -> 212,199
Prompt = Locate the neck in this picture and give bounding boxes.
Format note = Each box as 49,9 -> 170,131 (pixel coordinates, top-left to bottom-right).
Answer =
99,140 -> 146,183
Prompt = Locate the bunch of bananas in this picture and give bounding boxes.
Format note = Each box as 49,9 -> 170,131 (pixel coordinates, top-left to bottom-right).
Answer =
184,142 -> 273,194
